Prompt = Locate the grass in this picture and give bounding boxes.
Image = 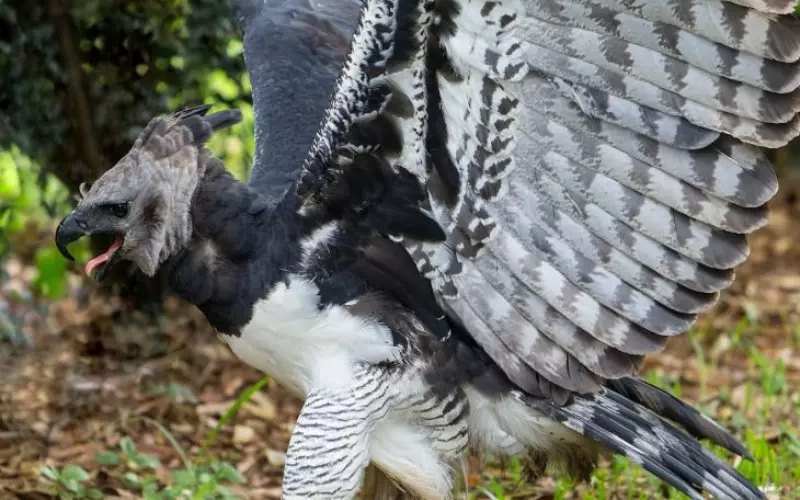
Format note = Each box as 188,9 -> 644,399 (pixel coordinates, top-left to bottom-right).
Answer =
461,317 -> 800,499
38,401 -> 251,500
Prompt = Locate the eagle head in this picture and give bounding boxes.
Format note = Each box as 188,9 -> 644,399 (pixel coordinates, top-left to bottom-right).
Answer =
55,104 -> 242,280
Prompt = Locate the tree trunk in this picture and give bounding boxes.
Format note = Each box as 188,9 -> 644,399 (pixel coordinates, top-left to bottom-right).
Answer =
45,0 -> 106,191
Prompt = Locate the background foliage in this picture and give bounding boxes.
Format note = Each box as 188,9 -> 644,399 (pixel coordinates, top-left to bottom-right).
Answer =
0,0 -> 255,300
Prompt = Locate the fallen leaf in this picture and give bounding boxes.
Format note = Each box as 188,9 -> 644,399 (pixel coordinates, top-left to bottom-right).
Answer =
233,425 -> 256,445
264,448 -> 286,466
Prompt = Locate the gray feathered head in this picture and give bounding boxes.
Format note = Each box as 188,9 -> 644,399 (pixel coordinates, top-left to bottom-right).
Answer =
55,105 -> 242,279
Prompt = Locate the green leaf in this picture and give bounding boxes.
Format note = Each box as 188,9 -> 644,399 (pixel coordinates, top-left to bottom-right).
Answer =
60,465 -> 90,483
95,451 -> 121,466
191,481 -> 217,499
39,466 -> 58,481
219,486 -> 238,500
86,488 -> 104,499
60,478 -> 81,493
132,454 -> 162,470
160,485 -> 183,498
142,483 -> 162,500
215,463 -> 245,484
122,472 -> 141,488
119,436 -> 136,456
0,153 -> 20,200
170,469 -> 196,487
32,243 -> 69,299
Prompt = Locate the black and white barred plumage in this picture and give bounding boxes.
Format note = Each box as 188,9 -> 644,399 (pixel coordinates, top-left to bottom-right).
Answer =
55,0 -> 800,498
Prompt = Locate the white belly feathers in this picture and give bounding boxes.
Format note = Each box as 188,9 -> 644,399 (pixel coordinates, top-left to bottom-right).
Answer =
221,275 -> 401,398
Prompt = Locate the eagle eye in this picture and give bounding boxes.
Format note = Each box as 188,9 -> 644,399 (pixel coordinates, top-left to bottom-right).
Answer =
103,202 -> 129,218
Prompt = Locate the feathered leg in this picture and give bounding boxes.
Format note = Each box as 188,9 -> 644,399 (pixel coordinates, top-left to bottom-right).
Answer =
282,371 -> 394,500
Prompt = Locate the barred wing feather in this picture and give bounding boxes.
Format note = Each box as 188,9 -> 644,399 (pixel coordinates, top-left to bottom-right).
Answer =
294,0 -> 798,392
288,0 -> 798,493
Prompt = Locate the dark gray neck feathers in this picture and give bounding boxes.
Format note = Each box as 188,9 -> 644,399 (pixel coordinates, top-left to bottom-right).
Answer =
160,159 -> 304,335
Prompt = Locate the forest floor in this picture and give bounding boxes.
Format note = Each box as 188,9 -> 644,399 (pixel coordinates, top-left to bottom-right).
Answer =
1,171 -> 799,499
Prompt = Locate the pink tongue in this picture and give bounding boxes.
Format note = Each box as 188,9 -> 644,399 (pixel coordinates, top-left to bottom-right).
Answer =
85,235 -> 123,277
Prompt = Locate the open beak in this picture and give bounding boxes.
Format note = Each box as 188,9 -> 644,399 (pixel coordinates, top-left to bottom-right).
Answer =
55,213 -> 84,262
55,212 -> 124,281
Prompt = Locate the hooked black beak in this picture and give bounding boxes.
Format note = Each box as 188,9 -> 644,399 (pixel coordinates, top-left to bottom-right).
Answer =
55,212 -> 88,261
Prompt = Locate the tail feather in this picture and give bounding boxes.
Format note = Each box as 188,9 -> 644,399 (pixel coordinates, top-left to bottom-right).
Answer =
607,377 -> 753,460
600,390 -> 756,499
524,390 -> 764,500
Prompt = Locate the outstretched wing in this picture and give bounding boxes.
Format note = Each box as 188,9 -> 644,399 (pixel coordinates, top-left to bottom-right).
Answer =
230,0 -> 361,202
288,0 -> 799,395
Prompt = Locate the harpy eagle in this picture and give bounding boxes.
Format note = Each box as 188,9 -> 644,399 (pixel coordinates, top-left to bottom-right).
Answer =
54,0 -> 800,498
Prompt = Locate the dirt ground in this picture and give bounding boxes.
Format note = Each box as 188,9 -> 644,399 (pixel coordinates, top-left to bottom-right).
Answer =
1,171 -> 799,499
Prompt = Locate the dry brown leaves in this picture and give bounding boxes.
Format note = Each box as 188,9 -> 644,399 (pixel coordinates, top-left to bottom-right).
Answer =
0,277 -> 303,498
